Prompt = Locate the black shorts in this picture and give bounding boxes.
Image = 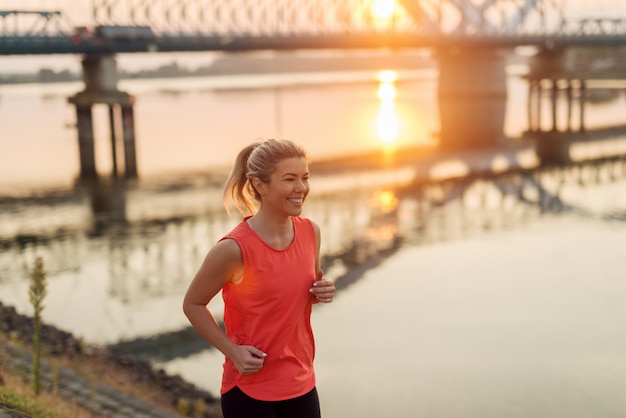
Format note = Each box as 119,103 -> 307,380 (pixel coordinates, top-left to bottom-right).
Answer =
221,386 -> 321,418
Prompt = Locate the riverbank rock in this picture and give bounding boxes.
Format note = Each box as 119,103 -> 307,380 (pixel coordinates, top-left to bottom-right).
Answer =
0,301 -> 221,417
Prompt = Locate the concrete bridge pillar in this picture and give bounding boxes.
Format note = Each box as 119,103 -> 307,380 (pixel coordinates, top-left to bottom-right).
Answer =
526,49 -> 585,133
82,53 -> 119,92
68,54 -> 138,179
527,78 -> 586,134
121,105 -> 138,178
436,48 -> 507,150
76,106 -> 96,177
525,49 -> 589,164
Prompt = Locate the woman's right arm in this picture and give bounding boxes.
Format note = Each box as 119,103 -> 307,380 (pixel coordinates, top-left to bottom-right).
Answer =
182,239 -> 266,375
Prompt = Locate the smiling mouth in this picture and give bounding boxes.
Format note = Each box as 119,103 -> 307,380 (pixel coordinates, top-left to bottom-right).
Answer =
288,198 -> 303,204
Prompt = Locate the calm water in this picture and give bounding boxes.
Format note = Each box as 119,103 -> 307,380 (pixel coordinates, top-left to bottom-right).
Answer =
2,66 -> 626,417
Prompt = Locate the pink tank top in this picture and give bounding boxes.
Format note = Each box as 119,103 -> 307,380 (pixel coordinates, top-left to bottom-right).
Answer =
219,216 -> 317,401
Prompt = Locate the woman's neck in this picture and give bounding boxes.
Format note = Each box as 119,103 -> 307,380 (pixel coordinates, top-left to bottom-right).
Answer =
247,212 -> 294,250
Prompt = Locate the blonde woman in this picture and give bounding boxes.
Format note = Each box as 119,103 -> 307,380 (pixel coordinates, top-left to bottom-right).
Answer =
183,139 -> 335,417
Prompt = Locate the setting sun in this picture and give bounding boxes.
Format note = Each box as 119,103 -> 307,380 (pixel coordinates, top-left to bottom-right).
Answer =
372,0 -> 396,19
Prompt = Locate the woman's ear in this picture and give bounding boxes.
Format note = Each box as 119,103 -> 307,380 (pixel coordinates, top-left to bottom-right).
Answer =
251,177 -> 265,196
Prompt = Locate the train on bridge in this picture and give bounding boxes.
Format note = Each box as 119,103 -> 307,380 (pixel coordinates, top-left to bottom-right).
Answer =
71,25 -> 155,46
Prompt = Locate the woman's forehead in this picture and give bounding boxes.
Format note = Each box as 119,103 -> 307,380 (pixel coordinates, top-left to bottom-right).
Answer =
274,157 -> 309,174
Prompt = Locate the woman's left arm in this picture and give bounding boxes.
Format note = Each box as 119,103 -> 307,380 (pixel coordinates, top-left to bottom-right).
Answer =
310,220 -> 335,303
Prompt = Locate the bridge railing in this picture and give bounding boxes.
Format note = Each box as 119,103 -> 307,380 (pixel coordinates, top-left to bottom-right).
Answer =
0,10 -> 74,37
559,18 -> 626,37
2,1 -> 626,54
89,0 -> 568,37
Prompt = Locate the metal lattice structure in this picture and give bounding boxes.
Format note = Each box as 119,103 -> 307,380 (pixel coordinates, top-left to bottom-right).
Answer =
90,0 -> 568,36
88,0 -> 626,37
0,10 -> 75,36
1,0 -> 626,55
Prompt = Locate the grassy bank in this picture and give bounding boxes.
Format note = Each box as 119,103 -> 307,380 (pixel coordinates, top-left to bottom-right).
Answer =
0,362 -> 97,418
0,302 -> 221,418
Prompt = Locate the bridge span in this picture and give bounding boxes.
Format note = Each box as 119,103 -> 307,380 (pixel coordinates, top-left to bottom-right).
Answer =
1,0 -> 626,178
2,1 -> 626,54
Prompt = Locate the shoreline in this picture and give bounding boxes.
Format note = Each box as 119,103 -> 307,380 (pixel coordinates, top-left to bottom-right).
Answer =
0,301 -> 221,417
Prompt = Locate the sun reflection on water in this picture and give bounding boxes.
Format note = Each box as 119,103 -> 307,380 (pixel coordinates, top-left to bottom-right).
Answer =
376,70 -> 400,144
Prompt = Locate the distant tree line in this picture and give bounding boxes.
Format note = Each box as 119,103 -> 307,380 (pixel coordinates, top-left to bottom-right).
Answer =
0,61 -> 206,85
0,52 -> 434,85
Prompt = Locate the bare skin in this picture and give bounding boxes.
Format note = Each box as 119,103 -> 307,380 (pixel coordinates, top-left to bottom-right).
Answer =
182,157 -> 335,375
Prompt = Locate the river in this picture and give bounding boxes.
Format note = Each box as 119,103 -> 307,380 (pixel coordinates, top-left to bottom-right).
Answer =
1,64 -> 626,417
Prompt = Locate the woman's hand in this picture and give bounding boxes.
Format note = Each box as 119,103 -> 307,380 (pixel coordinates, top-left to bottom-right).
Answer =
310,270 -> 335,303
229,345 -> 267,375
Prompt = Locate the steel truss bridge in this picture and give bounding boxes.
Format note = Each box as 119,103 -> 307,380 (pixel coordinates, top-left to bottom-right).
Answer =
1,0 -> 626,55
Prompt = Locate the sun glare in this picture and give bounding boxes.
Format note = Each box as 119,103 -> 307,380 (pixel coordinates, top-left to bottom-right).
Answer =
377,102 -> 399,144
377,70 -> 397,83
375,70 -> 399,144
372,0 -> 396,19
377,83 -> 396,101
373,190 -> 399,213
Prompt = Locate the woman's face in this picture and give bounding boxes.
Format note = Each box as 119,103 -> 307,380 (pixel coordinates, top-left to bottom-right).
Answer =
258,157 -> 310,217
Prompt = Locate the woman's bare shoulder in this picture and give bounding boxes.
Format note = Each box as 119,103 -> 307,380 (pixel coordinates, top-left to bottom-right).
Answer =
209,238 -> 243,262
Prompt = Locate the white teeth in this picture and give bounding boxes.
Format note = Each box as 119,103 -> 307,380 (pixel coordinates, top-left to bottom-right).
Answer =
288,198 -> 303,204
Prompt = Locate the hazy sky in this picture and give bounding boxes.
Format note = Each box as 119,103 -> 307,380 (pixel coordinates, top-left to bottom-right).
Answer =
0,0 -> 613,21
0,0 -> 621,74
0,0 -> 616,23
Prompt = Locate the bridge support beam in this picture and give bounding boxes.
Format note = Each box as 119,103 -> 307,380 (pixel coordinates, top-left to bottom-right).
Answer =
436,48 -> 507,150
527,78 -> 589,165
527,78 -> 587,134
534,133 -> 573,165
121,105 -> 138,178
75,105 -> 97,177
525,49 -> 590,164
68,54 -> 138,179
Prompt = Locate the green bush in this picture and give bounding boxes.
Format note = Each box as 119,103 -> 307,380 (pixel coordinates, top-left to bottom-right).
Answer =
0,386 -> 65,418
29,256 -> 48,396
